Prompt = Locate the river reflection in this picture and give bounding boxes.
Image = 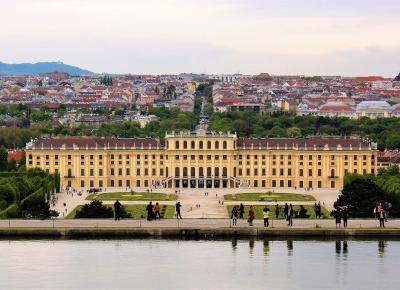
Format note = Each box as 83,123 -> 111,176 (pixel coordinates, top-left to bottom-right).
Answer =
0,238 -> 400,289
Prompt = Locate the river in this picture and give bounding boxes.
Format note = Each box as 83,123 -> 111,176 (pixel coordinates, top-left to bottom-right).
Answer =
0,238 -> 399,289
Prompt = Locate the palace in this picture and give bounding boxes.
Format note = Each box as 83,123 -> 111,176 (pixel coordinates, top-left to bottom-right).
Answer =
26,131 -> 378,190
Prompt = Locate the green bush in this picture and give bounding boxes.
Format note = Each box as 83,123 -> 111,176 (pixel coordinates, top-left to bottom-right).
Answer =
75,200 -> 113,218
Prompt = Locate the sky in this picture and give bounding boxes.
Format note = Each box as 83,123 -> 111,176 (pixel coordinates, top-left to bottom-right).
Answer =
1,0 -> 400,76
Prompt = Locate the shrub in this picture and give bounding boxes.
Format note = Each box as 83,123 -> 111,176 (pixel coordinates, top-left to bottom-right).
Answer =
75,200 -> 113,219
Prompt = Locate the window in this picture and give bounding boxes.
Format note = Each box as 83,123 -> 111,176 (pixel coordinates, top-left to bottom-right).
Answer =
215,141 -> 219,149
288,168 -> 292,176
272,180 -> 276,187
280,169 -> 284,176
191,167 -> 195,177
90,169 -> 94,177
207,167 -> 212,177
223,167 -> 227,177
183,141 -> 187,149
81,169 -> 85,176
318,181 -> 322,188
207,141 -> 211,149
175,167 -> 180,177
99,169 -> 103,176
215,167 -> 219,177
136,168 -> 140,176
199,141 -> 203,149
223,141 -> 227,149
280,180 -> 284,187
175,141 -> 180,149
118,168 -> 122,176
331,169 -> 335,178
191,141 -> 195,149
308,169 -> 312,177
299,169 -> 303,176
318,169 -> 322,177
126,168 -> 130,175
308,181 -> 313,188
262,168 -> 266,176
80,180 -> 85,187
272,168 -> 276,176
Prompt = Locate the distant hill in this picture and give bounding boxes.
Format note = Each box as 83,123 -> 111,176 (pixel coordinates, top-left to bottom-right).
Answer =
0,61 -> 94,76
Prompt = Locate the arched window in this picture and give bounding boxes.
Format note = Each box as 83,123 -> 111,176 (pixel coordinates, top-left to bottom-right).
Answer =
199,167 -> 204,177
215,141 -> 219,149
166,167 -> 169,177
175,167 -> 180,177
233,167 -> 236,177
183,141 -> 187,149
191,167 -> 195,177
191,141 -> 195,149
175,141 -> 180,149
207,167 -> 212,177
215,167 -> 219,177
223,141 -> 227,149
183,167 -> 188,177
68,168 -> 72,177
331,169 -> 335,178
223,167 -> 227,177
199,141 -> 203,149
207,141 -> 211,149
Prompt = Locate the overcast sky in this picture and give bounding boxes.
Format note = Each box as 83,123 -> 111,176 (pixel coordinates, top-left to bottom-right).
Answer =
1,0 -> 400,76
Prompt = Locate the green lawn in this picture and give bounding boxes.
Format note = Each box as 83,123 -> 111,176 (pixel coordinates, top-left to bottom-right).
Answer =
224,192 -> 316,202
66,204 -> 175,219
227,205 -> 331,219
86,192 -> 177,201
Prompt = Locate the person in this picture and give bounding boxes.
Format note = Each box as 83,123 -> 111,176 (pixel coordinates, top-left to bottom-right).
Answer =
239,203 -> 245,219
335,208 -> 341,228
383,202 -> 389,222
154,202 -> 161,220
146,201 -> 154,221
263,206 -> 270,227
175,202 -> 182,219
231,206 -> 239,226
284,203 -> 289,220
378,204 -> 385,228
248,206 -> 255,226
287,204 -> 293,226
113,200 -> 122,221
298,205 -> 307,218
313,202 -> 318,218
275,203 -> 280,219
342,207 -> 348,228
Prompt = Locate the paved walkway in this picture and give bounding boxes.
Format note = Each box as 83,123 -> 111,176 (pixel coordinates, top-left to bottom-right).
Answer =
52,187 -> 340,219
0,218 -> 399,229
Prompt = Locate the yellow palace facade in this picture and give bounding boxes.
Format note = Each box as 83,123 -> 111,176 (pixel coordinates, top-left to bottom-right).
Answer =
26,131 -> 378,190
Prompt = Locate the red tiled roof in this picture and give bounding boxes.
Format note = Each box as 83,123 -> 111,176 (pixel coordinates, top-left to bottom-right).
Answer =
319,105 -> 354,112
8,149 -> 23,161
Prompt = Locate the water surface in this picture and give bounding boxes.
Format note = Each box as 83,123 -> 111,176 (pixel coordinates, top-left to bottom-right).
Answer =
0,238 -> 399,289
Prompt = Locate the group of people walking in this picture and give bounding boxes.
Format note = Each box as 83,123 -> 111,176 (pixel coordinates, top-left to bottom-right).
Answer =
230,203 -> 296,227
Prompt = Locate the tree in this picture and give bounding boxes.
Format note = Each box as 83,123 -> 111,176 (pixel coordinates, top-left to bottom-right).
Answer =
336,174 -> 400,218
0,147 -> 8,172
287,127 -> 302,138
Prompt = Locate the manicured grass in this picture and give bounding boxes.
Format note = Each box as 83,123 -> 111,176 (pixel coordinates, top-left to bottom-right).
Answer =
66,204 -> 175,219
227,205 -> 331,219
224,192 -> 316,202
86,192 -> 177,201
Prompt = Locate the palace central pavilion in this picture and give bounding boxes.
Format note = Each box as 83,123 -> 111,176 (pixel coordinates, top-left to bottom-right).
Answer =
26,131 -> 378,190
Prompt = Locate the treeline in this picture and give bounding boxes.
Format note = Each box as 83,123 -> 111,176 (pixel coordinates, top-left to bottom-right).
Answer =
208,112 -> 400,150
97,107 -> 198,137
336,166 -> 400,217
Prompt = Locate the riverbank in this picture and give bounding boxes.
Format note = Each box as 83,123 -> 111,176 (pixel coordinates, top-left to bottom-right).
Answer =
1,219 -> 400,238
1,227 -> 400,238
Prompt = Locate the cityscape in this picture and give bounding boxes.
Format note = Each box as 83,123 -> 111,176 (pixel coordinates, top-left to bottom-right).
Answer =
1,1 -> 400,290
